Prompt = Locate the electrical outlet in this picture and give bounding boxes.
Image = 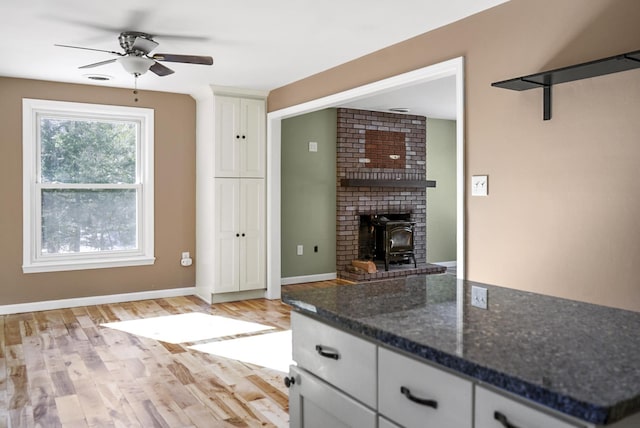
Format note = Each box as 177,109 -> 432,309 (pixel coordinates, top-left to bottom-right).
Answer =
471,286 -> 488,309
180,251 -> 192,267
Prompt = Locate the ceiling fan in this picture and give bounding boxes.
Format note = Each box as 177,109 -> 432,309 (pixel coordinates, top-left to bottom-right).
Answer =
55,31 -> 214,77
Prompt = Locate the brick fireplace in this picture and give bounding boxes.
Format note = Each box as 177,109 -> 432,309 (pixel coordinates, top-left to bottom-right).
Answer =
336,108 -> 446,280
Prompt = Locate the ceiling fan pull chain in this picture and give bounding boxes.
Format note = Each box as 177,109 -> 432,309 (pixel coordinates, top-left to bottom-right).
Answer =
133,75 -> 139,103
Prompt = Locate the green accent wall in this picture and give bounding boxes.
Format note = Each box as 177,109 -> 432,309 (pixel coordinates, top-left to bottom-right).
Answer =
426,118 -> 457,263
281,109 -> 337,278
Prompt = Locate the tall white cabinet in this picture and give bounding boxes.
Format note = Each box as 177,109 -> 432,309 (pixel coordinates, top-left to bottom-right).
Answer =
195,86 -> 267,304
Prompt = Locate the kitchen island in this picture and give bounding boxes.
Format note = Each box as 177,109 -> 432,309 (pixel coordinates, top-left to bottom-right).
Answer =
282,274 -> 640,427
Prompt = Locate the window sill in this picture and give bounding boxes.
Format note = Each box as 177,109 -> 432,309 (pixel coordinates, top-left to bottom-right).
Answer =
22,256 -> 156,274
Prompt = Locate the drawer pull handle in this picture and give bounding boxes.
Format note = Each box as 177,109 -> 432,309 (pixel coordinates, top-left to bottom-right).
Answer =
284,376 -> 295,388
315,345 -> 340,360
494,411 -> 520,428
400,386 -> 438,409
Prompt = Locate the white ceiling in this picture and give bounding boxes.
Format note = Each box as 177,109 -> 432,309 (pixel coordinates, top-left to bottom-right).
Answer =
1,0 -> 508,118
339,75 -> 458,119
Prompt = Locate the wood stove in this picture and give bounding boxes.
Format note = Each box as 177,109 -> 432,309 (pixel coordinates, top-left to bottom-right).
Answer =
377,220 -> 416,271
359,214 -> 416,271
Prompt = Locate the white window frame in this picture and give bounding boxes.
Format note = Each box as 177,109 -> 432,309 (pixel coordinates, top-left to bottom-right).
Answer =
22,99 -> 155,273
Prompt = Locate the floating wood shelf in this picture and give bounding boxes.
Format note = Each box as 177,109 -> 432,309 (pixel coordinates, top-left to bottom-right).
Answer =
492,49 -> 640,120
340,179 -> 436,188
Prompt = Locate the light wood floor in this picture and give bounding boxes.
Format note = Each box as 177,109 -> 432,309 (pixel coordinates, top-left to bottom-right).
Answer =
0,280 -> 349,428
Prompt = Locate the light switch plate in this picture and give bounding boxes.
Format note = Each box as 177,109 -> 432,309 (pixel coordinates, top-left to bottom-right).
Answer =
471,175 -> 488,196
308,141 -> 318,152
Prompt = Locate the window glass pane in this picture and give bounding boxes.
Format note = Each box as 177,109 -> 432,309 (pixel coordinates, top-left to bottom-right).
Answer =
40,117 -> 137,184
41,189 -> 137,254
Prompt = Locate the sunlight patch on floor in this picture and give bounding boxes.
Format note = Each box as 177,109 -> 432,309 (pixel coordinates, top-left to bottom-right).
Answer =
102,312 -> 274,344
189,330 -> 294,373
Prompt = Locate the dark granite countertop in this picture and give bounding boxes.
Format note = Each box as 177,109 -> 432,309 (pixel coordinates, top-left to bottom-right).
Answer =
282,274 -> 640,425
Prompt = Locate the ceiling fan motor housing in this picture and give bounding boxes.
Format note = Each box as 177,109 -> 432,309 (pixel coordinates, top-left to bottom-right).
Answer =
119,31 -> 156,55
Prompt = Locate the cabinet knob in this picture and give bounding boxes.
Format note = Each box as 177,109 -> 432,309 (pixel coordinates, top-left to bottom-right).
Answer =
284,376 -> 296,388
494,411 -> 520,428
242,135 -> 246,139
400,386 -> 438,409
236,135 -> 240,139
236,233 -> 240,237
241,233 -> 245,237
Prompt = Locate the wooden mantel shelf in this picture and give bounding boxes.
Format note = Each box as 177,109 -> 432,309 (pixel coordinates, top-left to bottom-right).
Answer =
340,179 -> 436,188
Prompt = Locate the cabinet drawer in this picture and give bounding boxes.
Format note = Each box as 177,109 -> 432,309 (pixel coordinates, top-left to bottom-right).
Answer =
378,347 -> 472,428
475,386 -> 586,428
291,312 -> 376,408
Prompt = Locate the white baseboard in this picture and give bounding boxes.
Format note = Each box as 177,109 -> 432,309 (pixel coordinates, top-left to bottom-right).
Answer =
0,287 -> 196,315
281,272 -> 337,286
432,261 -> 457,268
209,289 -> 266,304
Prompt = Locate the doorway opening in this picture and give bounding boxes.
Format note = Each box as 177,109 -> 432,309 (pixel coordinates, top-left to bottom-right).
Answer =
265,57 -> 465,299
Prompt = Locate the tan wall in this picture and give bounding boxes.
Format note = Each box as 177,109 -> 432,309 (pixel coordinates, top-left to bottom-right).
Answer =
0,77 -> 196,305
268,0 -> 640,311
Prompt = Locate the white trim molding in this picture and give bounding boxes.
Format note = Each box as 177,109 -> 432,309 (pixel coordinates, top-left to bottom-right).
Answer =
433,261 -> 457,268
281,272 -> 338,286
0,287 -> 195,315
22,98 -> 155,273
266,56 -> 466,300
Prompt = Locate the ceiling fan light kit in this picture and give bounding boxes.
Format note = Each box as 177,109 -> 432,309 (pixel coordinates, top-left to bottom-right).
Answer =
118,55 -> 154,76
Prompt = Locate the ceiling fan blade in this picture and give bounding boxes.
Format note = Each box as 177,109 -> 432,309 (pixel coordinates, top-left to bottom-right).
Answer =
55,44 -> 122,56
151,53 -> 213,65
149,61 -> 174,76
132,36 -> 159,54
79,58 -> 118,69
150,33 -> 210,42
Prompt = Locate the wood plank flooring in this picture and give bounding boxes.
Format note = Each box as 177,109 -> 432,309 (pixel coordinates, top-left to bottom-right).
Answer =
0,280 -> 350,428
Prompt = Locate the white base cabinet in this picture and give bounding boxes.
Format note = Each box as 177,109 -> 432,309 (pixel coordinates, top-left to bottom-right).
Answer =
288,313 -> 640,428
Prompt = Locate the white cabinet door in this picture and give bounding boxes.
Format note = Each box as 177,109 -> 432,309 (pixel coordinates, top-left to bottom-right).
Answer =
214,96 -> 265,178
214,179 -> 265,293
214,179 -> 241,292
288,365 -> 376,428
239,98 -> 265,178
214,96 -> 241,177
378,347 -> 473,428
475,386 -> 586,428
239,179 -> 265,291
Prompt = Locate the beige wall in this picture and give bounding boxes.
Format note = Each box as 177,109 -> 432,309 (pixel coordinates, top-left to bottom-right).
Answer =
268,0 -> 640,311
0,77 -> 196,305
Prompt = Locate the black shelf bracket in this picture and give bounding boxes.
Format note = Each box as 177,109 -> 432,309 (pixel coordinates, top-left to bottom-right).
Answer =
543,85 -> 551,121
492,49 -> 640,120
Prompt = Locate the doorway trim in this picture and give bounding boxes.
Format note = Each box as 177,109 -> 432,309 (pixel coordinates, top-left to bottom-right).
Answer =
265,56 -> 465,299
